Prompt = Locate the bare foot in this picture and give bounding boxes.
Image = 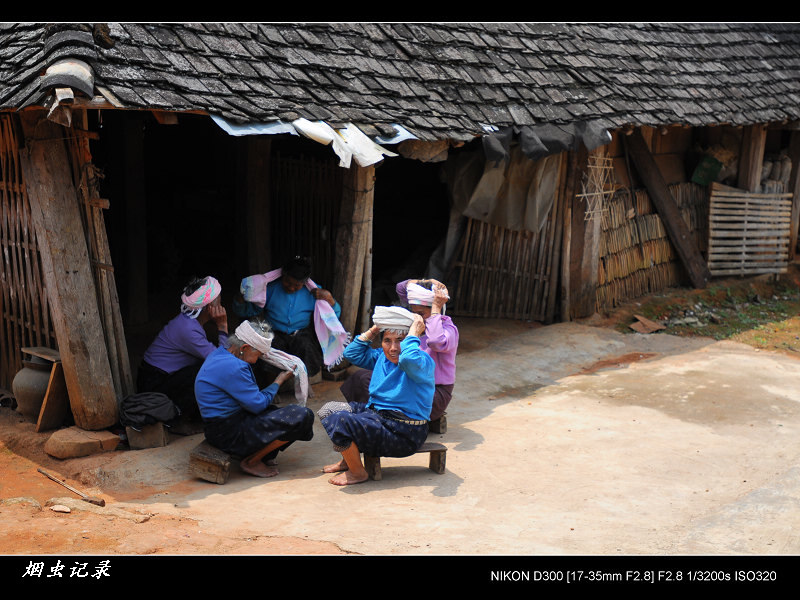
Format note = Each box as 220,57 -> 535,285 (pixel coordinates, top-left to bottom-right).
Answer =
322,459 -> 348,473
328,470 -> 368,486
240,460 -> 280,478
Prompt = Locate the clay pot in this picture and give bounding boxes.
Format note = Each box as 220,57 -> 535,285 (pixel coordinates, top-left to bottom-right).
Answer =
11,356 -> 52,420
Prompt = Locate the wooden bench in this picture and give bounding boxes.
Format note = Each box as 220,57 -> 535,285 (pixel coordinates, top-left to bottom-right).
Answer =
189,439 -> 232,484
428,413 -> 447,434
363,441 -> 447,481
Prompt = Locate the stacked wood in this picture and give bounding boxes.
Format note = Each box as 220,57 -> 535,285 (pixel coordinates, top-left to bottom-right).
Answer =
0,115 -> 58,391
595,182 -> 708,312
707,182 -> 792,276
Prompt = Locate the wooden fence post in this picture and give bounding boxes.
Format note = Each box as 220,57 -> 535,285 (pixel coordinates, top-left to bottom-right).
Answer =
333,164 -> 375,335
18,112 -> 118,430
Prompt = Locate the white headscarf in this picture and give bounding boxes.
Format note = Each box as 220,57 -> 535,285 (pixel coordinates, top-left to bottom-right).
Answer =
234,320 -> 273,355
372,306 -> 415,332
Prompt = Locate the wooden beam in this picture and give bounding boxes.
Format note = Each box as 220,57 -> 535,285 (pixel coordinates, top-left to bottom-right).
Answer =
737,124 -> 767,193
625,129 -> 710,289
333,164 -> 375,334
788,130 -> 800,259
17,112 -> 118,430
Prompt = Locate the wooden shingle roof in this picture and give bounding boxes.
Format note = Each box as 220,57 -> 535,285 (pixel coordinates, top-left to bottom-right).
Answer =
3,22 -> 800,142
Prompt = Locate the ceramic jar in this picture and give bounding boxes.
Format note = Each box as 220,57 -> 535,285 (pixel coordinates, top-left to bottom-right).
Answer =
11,356 -> 51,420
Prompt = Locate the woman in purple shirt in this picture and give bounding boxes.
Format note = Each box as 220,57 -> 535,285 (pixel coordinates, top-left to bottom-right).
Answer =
137,276 -> 229,420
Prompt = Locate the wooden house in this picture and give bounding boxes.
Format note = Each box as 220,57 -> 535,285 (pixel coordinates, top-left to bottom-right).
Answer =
2,23 -> 800,430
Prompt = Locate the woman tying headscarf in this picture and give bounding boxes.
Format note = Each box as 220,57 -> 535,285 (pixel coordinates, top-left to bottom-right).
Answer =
194,319 -> 315,478
340,278 -> 458,430
137,276 -> 229,421
319,306 -> 434,486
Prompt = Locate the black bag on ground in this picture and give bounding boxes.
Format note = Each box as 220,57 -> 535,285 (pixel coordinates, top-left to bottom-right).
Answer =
118,392 -> 181,430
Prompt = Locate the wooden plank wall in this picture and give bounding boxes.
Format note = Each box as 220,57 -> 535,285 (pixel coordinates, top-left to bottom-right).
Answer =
596,182 -> 708,312
707,182 -> 792,276
0,114 -> 57,391
270,152 -> 342,289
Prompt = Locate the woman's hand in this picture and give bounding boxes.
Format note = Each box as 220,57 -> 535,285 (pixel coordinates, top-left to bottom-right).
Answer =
431,283 -> 449,314
409,313 -> 426,337
359,324 -> 380,342
274,370 -> 294,386
209,304 -> 228,332
313,288 -> 336,306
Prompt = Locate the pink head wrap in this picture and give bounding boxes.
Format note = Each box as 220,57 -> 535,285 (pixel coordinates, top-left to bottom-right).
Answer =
406,282 -> 435,306
180,276 -> 221,318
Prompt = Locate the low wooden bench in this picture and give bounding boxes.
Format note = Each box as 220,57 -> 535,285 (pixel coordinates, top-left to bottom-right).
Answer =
363,441 -> 447,481
189,439 -> 232,484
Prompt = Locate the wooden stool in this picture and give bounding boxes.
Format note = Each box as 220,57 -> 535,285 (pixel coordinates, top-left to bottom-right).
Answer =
189,439 -> 232,484
363,441 -> 447,481
428,413 -> 447,434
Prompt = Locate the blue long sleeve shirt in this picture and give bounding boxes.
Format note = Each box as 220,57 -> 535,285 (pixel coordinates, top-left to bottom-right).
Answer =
234,280 -> 341,334
195,346 -> 279,419
343,335 -> 435,421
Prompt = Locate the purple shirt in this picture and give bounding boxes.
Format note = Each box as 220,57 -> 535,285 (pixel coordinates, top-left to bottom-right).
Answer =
143,313 -> 228,374
396,280 -> 458,385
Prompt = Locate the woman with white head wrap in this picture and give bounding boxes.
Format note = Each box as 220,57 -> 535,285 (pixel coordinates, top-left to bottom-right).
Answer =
137,276 -> 230,422
319,306 -> 434,486
194,319 -> 315,478
340,278 -> 459,432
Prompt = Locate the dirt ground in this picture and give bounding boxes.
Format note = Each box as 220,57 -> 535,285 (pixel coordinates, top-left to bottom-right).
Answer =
3,266 -> 800,562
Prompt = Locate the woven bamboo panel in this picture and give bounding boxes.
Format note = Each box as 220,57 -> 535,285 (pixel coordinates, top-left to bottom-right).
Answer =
596,182 -> 708,312
0,115 -> 57,390
450,192 -> 562,321
707,182 -> 792,277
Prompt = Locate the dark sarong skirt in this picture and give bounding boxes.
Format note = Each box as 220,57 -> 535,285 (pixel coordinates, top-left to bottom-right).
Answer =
137,361 -> 202,419
321,402 -> 427,458
273,326 -> 324,376
340,369 -> 454,421
204,404 -> 314,459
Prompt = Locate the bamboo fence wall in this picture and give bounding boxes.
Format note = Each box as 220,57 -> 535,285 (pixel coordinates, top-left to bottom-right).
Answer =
596,182 -> 709,312
270,153 -> 342,288
707,181 -> 791,276
449,188 -> 564,322
0,115 -> 57,390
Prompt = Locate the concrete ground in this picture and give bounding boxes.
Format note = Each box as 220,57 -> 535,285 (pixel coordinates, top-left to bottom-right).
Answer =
100,319 -> 800,556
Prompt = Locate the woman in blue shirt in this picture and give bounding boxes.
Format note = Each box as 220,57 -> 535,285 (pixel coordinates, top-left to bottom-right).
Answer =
320,308 -> 434,486
233,256 -> 341,379
194,319 -> 315,478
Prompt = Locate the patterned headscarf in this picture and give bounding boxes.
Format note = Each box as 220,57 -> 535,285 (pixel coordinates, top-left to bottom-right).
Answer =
406,282 -> 435,306
180,276 -> 221,318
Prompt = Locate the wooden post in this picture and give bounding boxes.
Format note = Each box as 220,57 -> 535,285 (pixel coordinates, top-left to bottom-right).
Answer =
333,164 -> 375,335
17,112 -> 118,430
738,124 -> 767,193
566,145 -> 598,318
625,129 -> 710,289
787,130 -> 800,260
